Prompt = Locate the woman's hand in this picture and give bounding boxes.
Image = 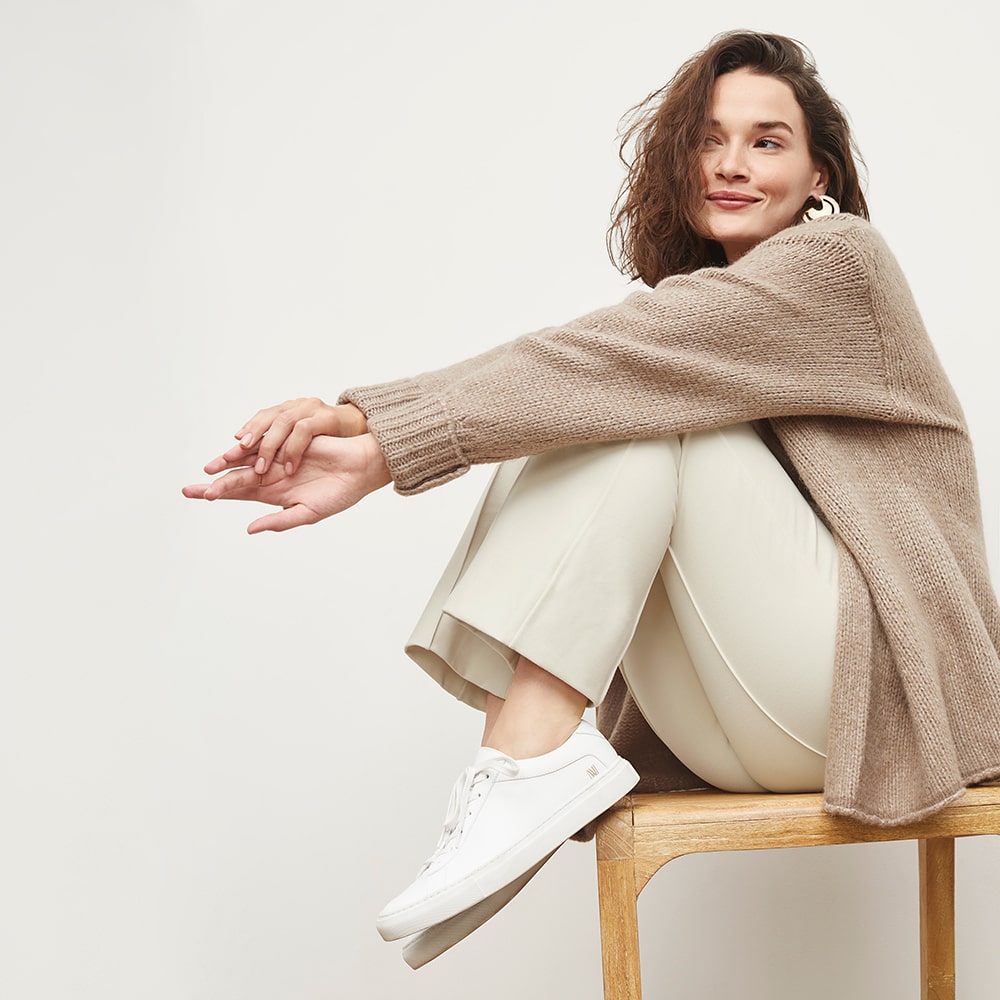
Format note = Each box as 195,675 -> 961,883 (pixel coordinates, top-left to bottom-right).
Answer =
183,432 -> 391,534
205,399 -> 369,479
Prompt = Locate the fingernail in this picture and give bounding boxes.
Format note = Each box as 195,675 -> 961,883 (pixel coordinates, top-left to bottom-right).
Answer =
241,433 -> 253,447
255,457 -> 266,474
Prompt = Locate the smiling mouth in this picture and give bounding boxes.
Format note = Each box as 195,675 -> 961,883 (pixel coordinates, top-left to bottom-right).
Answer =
707,192 -> 760,210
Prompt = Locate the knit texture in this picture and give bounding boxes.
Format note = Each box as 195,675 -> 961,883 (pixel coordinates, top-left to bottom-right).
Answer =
342,216 -> 1000,825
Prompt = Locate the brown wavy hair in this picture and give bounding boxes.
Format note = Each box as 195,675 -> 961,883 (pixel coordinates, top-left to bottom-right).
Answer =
608,30 -> 869,286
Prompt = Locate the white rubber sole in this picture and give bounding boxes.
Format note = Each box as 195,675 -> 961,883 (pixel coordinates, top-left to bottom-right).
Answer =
401,851 -> 555,969
377,756 -> 638,941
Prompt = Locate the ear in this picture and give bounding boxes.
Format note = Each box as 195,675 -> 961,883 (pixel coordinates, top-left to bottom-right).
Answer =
811,161 -> 830,199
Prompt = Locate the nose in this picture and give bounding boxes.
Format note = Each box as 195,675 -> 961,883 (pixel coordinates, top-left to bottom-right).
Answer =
711,142 -> 749,181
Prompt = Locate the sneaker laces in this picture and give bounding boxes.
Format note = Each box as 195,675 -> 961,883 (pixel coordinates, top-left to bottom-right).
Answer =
419,753 -> 519,875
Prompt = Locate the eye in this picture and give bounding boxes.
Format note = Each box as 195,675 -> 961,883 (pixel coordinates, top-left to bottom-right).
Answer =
755,137 -> 783,150
702,135 -> 722,148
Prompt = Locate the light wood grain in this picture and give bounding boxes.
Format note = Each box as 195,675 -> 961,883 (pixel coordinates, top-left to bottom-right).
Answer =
594,785 -> 1000,999
919,838 -> 956,1000
596,857 -> 642,1000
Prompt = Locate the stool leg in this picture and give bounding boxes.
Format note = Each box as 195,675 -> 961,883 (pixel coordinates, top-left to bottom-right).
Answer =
919,837 -> 955,1000
597,855 -> 642,1000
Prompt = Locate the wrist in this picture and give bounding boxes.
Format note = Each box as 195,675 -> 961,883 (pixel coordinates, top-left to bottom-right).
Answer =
341,402 -> 369,436
361,433 -> 393,491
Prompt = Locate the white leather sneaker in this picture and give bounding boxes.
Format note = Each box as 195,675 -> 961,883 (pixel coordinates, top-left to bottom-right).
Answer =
376,719 -> 638,941
401,852 -> 554,969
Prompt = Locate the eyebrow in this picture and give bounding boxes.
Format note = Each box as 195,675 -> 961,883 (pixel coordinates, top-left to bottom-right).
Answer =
709,118 -> 795,133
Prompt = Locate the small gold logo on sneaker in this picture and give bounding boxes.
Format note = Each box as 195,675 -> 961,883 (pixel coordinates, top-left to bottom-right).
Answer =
586,764 -> 600,779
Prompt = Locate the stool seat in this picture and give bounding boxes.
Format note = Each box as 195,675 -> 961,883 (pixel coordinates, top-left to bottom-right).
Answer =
595,784 -> 1000,999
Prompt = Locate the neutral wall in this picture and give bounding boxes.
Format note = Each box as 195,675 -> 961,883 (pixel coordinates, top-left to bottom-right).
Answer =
3,2 -> 998,998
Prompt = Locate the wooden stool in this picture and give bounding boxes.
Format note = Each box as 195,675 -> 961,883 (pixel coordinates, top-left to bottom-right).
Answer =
595,785 -> 1000,999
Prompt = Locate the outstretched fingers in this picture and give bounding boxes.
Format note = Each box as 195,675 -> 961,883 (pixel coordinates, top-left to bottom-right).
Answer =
203,445 -> 259,475
181,482 -> 212,500
247,504 -> 319,534
203,465 -> 274,501
183,431 -> 391,534
183,466 -> 275,502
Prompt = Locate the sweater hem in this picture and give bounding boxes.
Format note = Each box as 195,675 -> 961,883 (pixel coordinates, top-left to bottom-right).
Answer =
820,770 -> 1000,827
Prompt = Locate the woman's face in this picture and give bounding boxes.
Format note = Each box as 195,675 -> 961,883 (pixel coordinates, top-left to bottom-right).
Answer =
699,68 -> 828,262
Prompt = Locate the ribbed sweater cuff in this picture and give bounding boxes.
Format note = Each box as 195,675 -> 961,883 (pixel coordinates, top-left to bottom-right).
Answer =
339,380 -> 468,495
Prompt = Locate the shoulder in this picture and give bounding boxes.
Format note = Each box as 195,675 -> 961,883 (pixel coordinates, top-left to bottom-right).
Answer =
730,215 -> 904,295
748,215 -> 895,270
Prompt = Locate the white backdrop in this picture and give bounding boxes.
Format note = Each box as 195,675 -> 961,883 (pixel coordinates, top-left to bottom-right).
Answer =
3,2 -> 999,999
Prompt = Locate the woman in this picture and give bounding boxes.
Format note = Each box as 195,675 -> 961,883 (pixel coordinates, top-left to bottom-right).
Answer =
183,31 -> 1000,966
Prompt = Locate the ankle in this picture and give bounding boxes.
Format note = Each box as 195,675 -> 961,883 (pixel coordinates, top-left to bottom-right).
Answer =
484,655 -> 587,759
484,713 -> 581,760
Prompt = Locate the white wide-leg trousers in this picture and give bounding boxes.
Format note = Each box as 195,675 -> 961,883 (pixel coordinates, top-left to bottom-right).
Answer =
406,424 -> 839,793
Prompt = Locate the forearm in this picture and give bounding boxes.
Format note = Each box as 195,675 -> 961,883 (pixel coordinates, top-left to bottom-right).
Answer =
343,221 -> 931,496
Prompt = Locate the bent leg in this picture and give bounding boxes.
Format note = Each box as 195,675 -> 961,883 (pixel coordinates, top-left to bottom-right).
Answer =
621,424 -> 838,792
406,438 -> 682,711
622,572 -> 768,792
390,426 -> 834,957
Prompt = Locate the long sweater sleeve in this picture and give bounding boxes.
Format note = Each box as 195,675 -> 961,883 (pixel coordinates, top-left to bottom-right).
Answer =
342,216 -> 962,495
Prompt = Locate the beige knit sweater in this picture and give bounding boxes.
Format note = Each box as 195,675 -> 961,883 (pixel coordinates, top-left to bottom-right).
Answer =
342,215 -> 1000,825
